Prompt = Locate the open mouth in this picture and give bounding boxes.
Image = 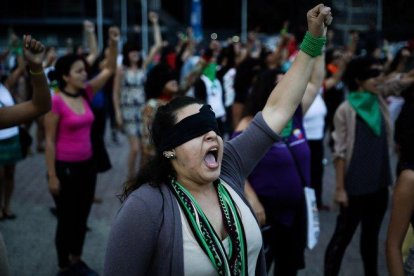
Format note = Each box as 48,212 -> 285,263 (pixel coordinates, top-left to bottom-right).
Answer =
204,147 -> 219,169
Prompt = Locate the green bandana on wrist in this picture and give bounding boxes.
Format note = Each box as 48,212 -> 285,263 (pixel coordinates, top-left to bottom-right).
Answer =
348,91 -> 382,136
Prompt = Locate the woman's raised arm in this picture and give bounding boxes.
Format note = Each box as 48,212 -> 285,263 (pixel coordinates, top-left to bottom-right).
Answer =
262,4 -> 332,134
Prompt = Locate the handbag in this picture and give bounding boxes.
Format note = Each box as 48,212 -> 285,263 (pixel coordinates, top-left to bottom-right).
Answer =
283,139 -> 320,250
91,120 -> 112,173
82,91 -> 112,173
19,127 -> 33,158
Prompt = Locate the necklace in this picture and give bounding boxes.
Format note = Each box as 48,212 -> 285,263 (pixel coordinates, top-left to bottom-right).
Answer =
170,179 -> 247,276
60,89 -> 82,98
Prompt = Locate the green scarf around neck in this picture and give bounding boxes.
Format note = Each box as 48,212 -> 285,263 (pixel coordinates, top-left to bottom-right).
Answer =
203,62 -> 217,82
348,91 -> 382,136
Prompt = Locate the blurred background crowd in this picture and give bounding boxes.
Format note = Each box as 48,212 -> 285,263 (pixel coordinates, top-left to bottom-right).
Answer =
1,0 -> 414,275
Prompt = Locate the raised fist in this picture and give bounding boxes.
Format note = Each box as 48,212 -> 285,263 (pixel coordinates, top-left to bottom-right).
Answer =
108,26 -> 120,42
83,20 -> 95,33
306,4 -> 333,37
148,11 -> 159,24
22,35 -> 45,66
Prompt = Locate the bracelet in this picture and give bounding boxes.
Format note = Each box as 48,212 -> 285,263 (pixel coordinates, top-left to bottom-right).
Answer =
29,69 -> 44,75
299,31 -> 326,57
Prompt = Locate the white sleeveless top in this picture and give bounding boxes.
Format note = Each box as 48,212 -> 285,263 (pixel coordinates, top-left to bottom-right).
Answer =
0,84 -> 19,139
178,181 -> 262,275
201,75 -> 226,119
303,88 -> 327,140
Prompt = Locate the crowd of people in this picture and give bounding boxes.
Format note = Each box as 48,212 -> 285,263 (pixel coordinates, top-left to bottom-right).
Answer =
1,3 -> 414,276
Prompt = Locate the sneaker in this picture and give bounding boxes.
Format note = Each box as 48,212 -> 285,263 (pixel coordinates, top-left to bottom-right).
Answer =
56,268 -> 72,276
70,261 -> 98,276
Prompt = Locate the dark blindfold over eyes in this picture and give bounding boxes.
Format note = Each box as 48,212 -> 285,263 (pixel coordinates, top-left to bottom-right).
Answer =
159,105 -> 221,152
358,68 -> 382,81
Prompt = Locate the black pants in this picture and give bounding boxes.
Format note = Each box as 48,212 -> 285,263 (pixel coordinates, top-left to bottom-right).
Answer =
53,159 -> 96,268
308,139 -> 325,208
260,197 -> 307,276
324,188 -> 388,276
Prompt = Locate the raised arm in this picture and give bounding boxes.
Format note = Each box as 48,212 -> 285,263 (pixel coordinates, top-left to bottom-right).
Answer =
180,28 -> 197,63
84,20 -> 99,66
261,4 -> 332,134
346,31 -> 359,56
266,33 -> 290,69
325,54 -> 349,90
0,35 -> 51,129
143,12 -> 163,69
4,55 -> 25,91
112,67 -> 124,128
89,26 -> 120,93
378,69 -> 414,97
179,58 -> 207,94
302,52 -> 326,114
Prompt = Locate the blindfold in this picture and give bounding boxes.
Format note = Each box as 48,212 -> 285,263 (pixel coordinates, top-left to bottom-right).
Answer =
159,105 -> 221,152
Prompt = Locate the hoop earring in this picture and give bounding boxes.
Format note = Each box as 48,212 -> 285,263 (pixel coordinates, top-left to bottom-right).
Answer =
163,151 -> 176,160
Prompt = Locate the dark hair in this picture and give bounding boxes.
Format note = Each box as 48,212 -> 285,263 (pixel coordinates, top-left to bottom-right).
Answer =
144,64 -> 177,99
343,56 -> 380,91
121,96 -> 203,201
243,69 -> 282,117
233,57 -> 265,103
325,48 -> 344,65
160,45 -> 176,65
48,54 -> 88,91
122,41 -> 142,67
217,44 -> 236,75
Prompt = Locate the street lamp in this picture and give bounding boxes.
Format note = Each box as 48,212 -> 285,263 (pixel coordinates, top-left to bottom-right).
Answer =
97,0 -> 104,50
241,0 -> 247,43
141,0 -> 148,56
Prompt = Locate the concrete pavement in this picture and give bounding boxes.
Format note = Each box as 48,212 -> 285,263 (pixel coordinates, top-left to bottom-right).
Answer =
0,132 -> 391,275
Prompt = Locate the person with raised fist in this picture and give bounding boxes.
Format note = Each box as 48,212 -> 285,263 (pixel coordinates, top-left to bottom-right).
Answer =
104,5 -> 332,276
44,26 -> 119,275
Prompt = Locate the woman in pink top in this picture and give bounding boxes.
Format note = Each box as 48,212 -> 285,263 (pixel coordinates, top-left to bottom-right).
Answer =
44,26 -> 119,275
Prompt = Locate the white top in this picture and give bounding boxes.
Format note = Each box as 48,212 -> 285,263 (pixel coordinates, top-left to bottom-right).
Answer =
43,66 -> 56,96
387,95 -> 405,123
201,75 -> 226,118
303,90 -> 327,140
179,181 -> 262,276
0,84 -> 19,139
223,68 -> 236,107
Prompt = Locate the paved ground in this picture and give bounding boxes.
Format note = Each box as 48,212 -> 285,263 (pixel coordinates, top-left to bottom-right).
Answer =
0,129 -> 392,275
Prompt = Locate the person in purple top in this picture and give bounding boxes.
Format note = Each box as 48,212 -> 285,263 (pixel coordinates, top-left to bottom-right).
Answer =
234,54 -> 325,275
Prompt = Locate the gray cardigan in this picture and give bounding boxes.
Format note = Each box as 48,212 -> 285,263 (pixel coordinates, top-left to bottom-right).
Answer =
104,112 -> 279,275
